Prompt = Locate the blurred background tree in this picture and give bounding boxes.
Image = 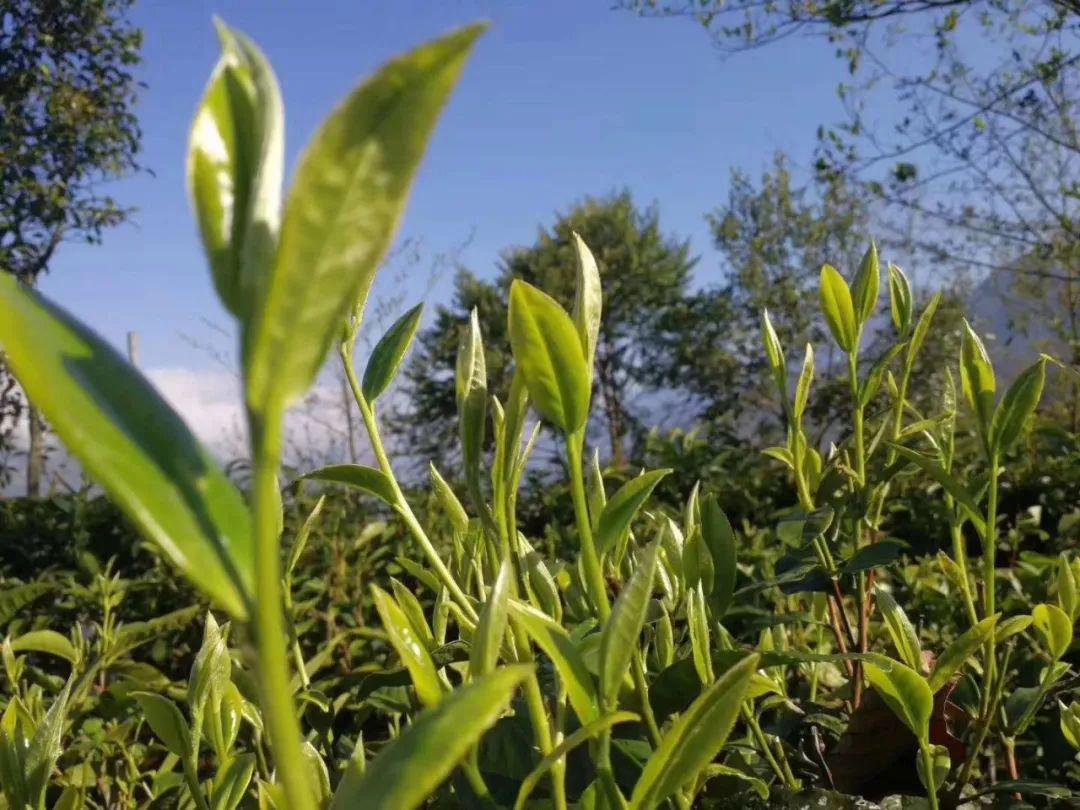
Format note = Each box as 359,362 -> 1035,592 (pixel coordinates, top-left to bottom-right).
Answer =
0,0 -> 143,494
622,0 -> 1080,420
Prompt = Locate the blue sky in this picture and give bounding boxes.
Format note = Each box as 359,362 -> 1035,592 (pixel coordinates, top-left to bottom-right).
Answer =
42,0 -> 846,372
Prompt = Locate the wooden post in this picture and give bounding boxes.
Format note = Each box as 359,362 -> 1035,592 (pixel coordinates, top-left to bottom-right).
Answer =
127,331 -> 140,367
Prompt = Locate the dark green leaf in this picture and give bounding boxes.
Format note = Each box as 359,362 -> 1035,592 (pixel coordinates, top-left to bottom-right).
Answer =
363,303 -> 424,401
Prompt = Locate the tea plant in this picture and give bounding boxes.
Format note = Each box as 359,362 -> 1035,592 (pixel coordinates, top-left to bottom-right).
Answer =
0,15 -> 1076,810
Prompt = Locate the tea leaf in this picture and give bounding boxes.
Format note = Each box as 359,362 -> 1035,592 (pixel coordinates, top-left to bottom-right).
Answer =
508,280 -> 590,433
189,22 -> 283,323
906,291 -> 941,371
628,653 -> 759,809
595,469 -> 670,556
996,614 -> 1033,642
928,614 -> 998,692
457,308 -> 488,491
470,559 -> 512,678
330,665 -> 531,810
0,275 -> 254,618
10,631 -> 76,664
599,541 -> 659,709
916,744 -> 951,795
960,319 -> 996,442
511,603 -> 597,723
300,464 -> 396,507
819,264 -> 858,352
888,262 -> 913,335
246,23 -> 485,411
371,586 -> 442,707
363,303 -> 424,402
990,357 -> 1046,453
842,539 -> 908,575
211,753 -> 256,810
875,588 -> 923,672
1058,553 -> 1078,621
687,583 -> 713,685
700,495 -> 736,619
571,231 -> 602,376
864,659 -> 933,742
761,309 -> 787,398
852,241 -> 880,325
133,692 -> 192,757
24,680 -> 72,804
1032,603 -> 1073,660
794,344 -> 814,420
429,464 -> 469,535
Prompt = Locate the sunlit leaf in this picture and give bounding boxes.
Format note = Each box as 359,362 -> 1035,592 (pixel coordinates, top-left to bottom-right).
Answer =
246,23 -> 486,411
0,275 -> 253,618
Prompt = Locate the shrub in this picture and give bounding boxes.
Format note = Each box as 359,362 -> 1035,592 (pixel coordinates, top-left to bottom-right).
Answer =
0,18 -> 1076,810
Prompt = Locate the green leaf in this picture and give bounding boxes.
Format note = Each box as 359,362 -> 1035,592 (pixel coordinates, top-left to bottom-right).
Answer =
429,464 -> 469,535
510,602 -> 597,723
133,692 -> 192,757
1058,553 -> 1078,621
211,753 -> 256,810
245,23 -> 486,411
300,464 -> 396,506
362,303 -> 424,402
25,680 -> 72,805
456,308 -> 487,492
864,659 -> 933,742
700,495 -> 736,619
470,559 -> 512,679
628,653 -> 759,809
793,343 -> 814,420
595,469 -> 670,556
188,21 -> 283,323
851,241 -> 880,325
599,541 -> 659,709
514,712 -> 639,810
928,614 -> 998,692
990,357 -> 1046,453
875,588 -> 923,672
760,309 -> 787,397
329,665 -> 531,810
906,291 -> 941,371
1032,603 -> 1073,660
10,631 -> 76,664
841,539 -> 908,575
916,743 -> 950,795
687,583 -> 712,685
571,231 -> 602,377
0,275 -> 253,619
819,264 -> 858,353
371,586 -> 442,707
286,495 -> 325,579
0,583 -> 51,626
960,319 -> 996,441
996,614 -> 1033,642
507,280 -> 591,433
887,444 -> 986,535
888,262 -> 913,335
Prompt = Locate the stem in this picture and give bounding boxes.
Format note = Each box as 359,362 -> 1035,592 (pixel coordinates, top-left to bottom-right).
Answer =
566,431 -> 609,621
920,744 -> 941,810
522,669 -> 567,810
340,346 -> 477,622
631,654 -> 662,746
742,705 -> 796,789
249,408 -> 315,810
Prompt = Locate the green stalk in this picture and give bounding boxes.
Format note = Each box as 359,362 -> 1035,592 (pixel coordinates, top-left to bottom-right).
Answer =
249,408 -> 315,810
340,346 -> 477,622
741,704 -> 791,788
919,743 -> 941,810
566,431 -> 609,621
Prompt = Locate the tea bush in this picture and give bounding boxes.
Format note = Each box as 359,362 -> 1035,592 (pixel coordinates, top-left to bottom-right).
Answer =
1,19 -> 1079,810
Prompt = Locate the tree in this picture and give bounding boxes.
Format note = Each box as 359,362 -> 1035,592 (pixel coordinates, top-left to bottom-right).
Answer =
623,0 -> 1080,407
0,0 -> 143,494
389,191 -> 697,470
